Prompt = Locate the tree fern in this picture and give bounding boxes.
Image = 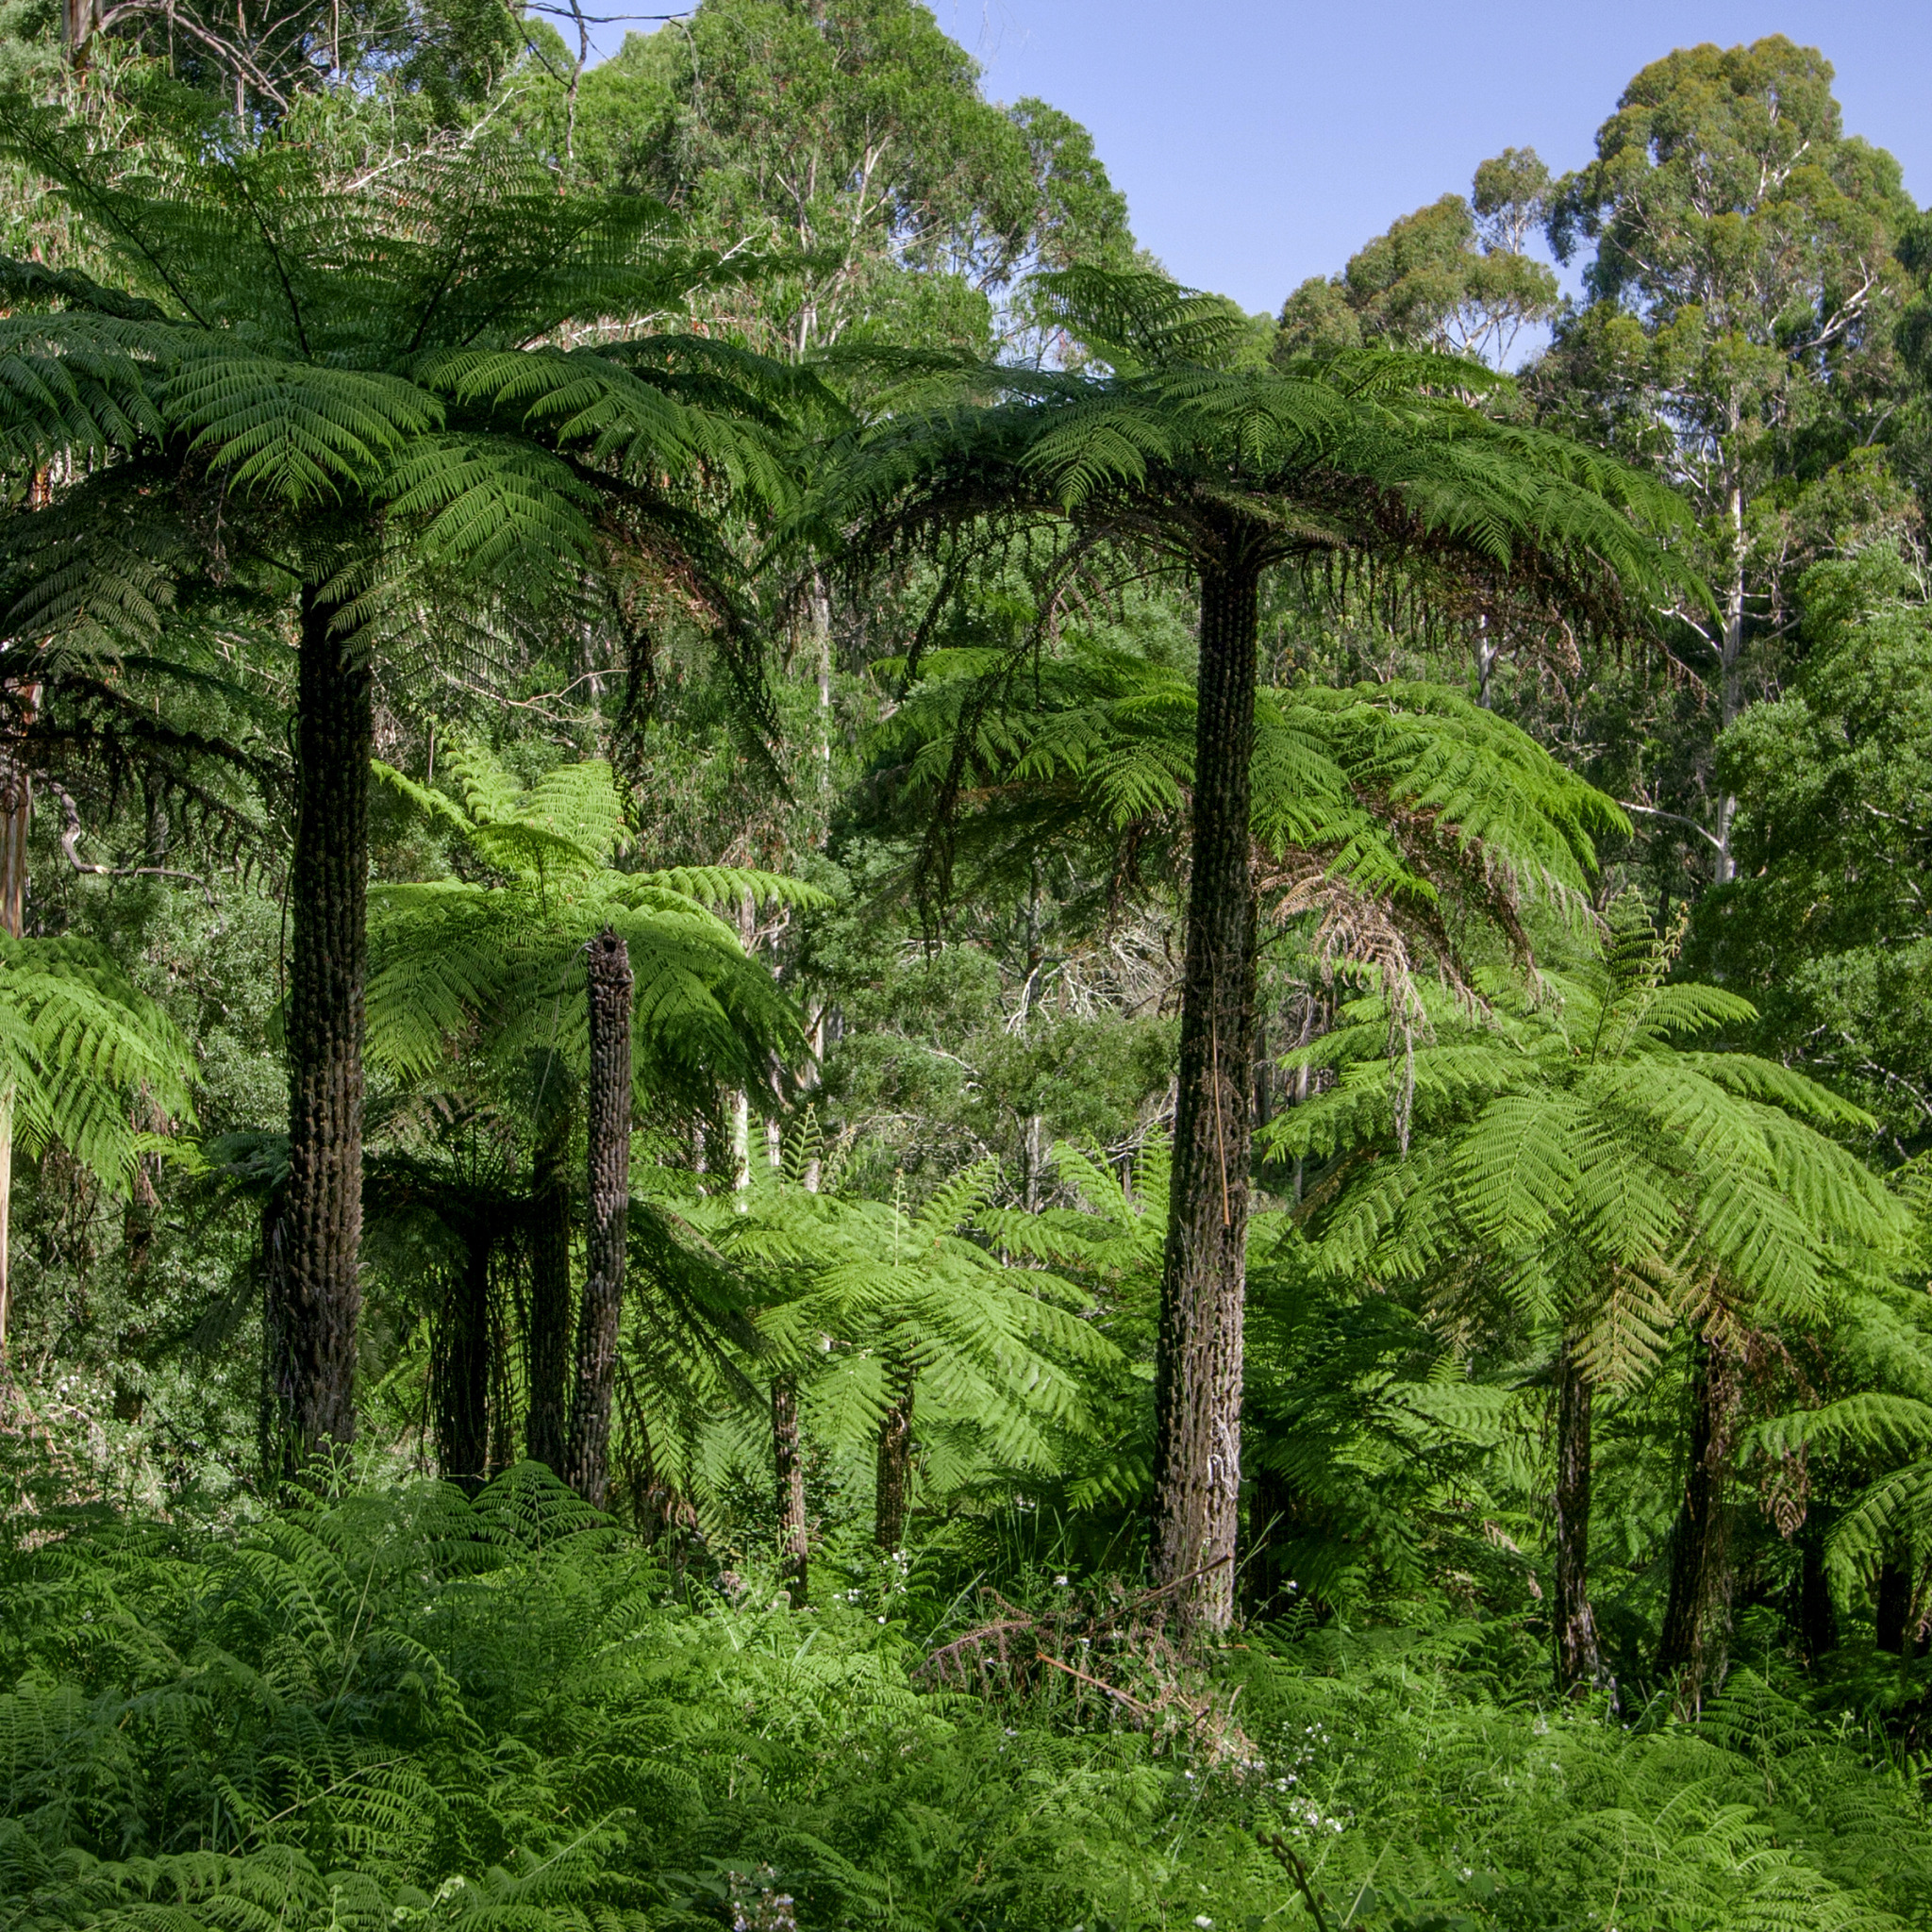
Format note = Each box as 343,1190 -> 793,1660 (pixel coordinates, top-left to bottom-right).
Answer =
0,97 -> 816,1469
1269,892 -> 1906,1689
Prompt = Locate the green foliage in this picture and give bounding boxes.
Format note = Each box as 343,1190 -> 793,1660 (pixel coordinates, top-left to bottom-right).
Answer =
0,932 -> 193,1188
1695,545 -> 1932,1153
1275,153 -> 1557,367
368,742 -> 813,1108
1270,896 -> 1904,1389
4,1472 -> 1932,1930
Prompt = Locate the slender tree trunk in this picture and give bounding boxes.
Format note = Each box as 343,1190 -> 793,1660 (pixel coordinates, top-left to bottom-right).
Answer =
1713,473 -> 1745,885
265,585 -> 371,1478
563,927 -> 632,1507
1657,1335 -> 1736,1698
874,1352 -> 915,1551
1554,1336 -> 1604,1695
1150,555 -> 1260,1634
524,1094 -> 573,1475
774,1372 -> 808,1605
437,1230 -> 491,1494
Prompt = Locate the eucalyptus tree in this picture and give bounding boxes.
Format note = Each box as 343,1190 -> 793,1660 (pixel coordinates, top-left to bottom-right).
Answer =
821,266 -> 1698,1629
0,97 -> 802,1474
1539,36 -> 1916,881
1273,895 -> 1902,1692
1275,149 -> 1558,368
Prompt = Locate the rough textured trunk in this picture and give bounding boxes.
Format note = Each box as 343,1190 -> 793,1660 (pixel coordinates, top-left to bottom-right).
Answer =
524,1096 -> 573,1475
1554,1337 -> 1604,1695
436,1231 -> 491,1494
774,1372 -> 808,1606
265,585 -> 371,1478
874,1354 -> 915,1552
1657,1336 -> 1736,1696
1150,556 -> 1260,1634
563,928 -> 632,1507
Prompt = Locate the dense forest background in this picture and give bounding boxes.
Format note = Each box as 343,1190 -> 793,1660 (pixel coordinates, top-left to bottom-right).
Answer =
4,6 -> 1932,1928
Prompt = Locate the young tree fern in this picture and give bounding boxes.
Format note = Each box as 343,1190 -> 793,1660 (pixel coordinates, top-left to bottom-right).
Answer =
816,265 -> 1705,1628
367,741 -> 819,1492
1269,893 -> 1904,1691
0,95 -> 810,1473
658,1144 -> 1122,1574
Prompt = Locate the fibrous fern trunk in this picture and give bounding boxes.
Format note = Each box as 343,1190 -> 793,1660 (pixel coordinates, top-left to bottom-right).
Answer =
874,1353 -> 915,1551
265,586 -> 371,1476
525,1093 -> 574,1475
774,1372 -> 808,1605
1657,1334 -> 1735,1699
1150,555 -> 1259,1634
564,928 -> 632,1507
1554,1337 -> 1604,1695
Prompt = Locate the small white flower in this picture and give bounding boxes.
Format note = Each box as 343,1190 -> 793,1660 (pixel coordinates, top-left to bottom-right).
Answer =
1194,1918 -> 1214,1928
1054,1574 -> 1070,1586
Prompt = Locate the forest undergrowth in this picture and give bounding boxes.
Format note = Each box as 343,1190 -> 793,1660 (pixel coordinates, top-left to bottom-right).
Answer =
3,1459 -> 1930,1932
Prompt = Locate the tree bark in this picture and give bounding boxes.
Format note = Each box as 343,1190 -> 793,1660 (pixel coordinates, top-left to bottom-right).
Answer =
1657,1335 -> 1736,1697
264,584 -> 371,1478
436,1229 -> 491,1494
524,1090 -> 573,1475
1554,1336 -> 1604,1695
563,927 -> 632,1507
874,1353 -> 915,1551
774,1371 -> 808,1605
1150,556 -> 1260,1635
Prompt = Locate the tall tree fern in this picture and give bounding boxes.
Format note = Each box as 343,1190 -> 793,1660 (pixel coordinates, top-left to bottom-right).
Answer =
818,265 -> 1704,1628
1270,893 -> 1904,1690
0,97 -> 809,1471
367,741 -> 818,1491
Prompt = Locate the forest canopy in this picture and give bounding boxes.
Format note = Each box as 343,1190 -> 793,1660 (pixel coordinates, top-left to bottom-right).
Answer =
2,11 -> 1932,1931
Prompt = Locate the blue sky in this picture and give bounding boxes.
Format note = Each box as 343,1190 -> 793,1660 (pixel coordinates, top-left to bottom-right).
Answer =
933,0 -> 1932,314
593,4 -> 1932,317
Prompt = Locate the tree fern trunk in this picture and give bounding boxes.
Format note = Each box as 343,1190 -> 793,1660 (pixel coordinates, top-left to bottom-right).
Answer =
1150,553 -> 1259,1635
563,927 -> 632,1507
524,1093 -> 573,1475
1554,1336 -> 1603,1695
1657,1335 -> 1735,1697
265,584 -> 371,1477
874,1353 -> 915,1551
774,1372 -> 808,1605
437,1230 -> 491,1495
